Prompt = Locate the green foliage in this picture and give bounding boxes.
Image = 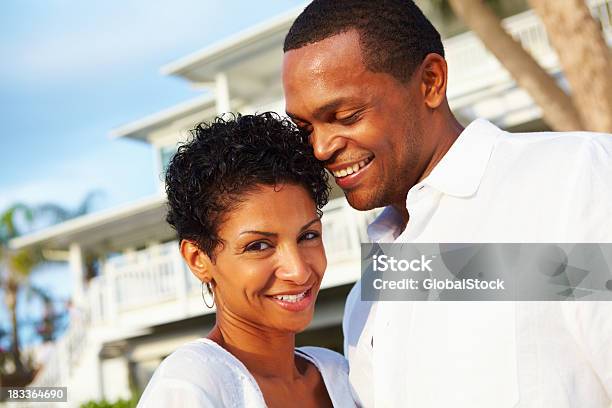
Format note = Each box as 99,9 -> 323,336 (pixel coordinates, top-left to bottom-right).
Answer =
0,203 -> 34,243
0,192 -> 103,383
79,394 -> 139,408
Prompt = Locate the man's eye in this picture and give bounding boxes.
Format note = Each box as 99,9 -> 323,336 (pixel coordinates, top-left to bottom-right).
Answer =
244,241 -> 272,252
338,112 -> 361,125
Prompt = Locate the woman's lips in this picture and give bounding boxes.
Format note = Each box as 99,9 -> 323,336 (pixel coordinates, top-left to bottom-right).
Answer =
266,288 -> 315,312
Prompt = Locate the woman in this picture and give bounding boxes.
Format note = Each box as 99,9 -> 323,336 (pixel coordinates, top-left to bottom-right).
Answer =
138,113 -> 355,407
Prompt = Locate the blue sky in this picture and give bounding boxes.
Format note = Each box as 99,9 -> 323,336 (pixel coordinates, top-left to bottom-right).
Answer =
0,0 -> 305,345
0,0 -> 305,212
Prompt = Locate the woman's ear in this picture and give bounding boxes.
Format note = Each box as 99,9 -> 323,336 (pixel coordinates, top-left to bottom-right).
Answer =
180,239 -> 213,283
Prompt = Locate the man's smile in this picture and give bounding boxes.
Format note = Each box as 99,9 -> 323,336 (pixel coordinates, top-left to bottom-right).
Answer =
328,155 -> 374,178
328,154 -> 375,189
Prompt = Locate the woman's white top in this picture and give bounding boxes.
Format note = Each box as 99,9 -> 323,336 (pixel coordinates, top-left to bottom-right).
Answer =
137,338 -> 355,407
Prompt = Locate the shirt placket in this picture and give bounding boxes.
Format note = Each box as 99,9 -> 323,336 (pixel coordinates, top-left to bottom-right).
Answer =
398,185 -> 442,242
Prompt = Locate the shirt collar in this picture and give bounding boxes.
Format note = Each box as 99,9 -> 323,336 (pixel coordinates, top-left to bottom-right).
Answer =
367,119 -> 501,241
367,206 -> 404,242
422,118 -> 501,198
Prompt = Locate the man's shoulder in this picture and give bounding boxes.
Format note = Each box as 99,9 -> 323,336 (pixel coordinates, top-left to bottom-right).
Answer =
497,128 -> 612,157
491,128 -> 612,175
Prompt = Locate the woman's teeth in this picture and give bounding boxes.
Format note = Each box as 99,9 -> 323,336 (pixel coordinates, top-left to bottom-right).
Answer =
272,290 -> 308,303
332,157 -> 372,178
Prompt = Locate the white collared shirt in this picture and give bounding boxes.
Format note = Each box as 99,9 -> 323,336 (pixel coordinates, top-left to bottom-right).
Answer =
138,339 -> 355,407
343,119 -> 612,408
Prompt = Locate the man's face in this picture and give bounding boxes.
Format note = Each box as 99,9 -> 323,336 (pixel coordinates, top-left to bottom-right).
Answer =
283,30 -> 428,211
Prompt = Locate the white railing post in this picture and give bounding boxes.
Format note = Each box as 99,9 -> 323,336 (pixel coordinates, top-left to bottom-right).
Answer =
104,264 -> 118,323
68,243 -> 86,307
173,249 -> 190,314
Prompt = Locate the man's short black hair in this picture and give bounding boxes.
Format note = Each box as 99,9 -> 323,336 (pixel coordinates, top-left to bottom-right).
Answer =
165,112 -> 330,259
284,0 -> 444,82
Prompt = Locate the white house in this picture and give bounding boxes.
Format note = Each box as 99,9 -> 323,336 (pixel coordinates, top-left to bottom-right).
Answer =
9,1 -> 611,405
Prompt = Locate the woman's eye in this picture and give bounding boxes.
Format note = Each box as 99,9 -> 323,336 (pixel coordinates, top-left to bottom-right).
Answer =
300,231 -> 321,242
244,241 -> 271,252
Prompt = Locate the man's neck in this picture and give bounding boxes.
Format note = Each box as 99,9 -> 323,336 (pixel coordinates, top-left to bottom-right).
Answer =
393,114 -> 465,231
419,115 -> 464,183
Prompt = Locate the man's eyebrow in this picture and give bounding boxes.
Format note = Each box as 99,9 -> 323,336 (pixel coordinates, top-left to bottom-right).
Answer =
312,98 -> 346,119
286,97 -> 351,122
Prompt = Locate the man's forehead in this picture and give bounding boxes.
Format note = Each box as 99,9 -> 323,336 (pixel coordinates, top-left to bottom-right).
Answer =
282,30 -> 364,78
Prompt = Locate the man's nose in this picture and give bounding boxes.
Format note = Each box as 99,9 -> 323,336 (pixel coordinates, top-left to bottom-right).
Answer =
275,246 -> 311,286
310,126 -> 345,162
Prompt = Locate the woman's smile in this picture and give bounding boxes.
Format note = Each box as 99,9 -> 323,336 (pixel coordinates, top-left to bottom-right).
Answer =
266,285 -> 316,312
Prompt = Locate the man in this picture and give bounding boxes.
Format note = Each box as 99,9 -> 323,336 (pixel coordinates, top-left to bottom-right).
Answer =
282,1 -> 612,407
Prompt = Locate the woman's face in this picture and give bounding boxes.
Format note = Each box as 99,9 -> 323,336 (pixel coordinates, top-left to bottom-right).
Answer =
210,183 -> 326,334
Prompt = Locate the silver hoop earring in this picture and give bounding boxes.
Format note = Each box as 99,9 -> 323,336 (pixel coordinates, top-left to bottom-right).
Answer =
201,281 -> 215,309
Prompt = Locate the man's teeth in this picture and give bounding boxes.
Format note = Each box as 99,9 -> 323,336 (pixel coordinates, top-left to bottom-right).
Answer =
272,290 -> 307,303
332,157 -> 372,178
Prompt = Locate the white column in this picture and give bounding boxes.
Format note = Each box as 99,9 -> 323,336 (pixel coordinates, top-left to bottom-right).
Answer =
69,243 -> 86,306
215,72 -> 231,115
154,145 -> 165,193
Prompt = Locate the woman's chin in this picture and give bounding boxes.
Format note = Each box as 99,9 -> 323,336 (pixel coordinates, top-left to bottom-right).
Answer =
270,311 -> 315,334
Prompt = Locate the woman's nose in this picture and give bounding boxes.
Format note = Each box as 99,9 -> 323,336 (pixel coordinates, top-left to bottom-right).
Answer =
275,246 -> 311,285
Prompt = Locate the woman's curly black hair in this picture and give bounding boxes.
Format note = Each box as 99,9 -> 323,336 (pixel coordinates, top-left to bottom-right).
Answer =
165,112 -> 330,259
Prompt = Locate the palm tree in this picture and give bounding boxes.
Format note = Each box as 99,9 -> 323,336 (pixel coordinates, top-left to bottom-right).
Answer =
29,284 -> 66,343
0,192 -> 101,386
0,204 -> 38,382
427,0 -> 612,132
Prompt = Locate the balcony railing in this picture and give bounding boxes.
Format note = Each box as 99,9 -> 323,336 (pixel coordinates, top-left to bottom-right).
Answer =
84,197 -> 378,327
28,305 -> 90,390
444,0 -> 612,101
27,197 -> 378,395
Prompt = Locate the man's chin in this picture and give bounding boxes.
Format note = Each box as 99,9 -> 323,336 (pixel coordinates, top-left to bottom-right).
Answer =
344,189 -> 385,211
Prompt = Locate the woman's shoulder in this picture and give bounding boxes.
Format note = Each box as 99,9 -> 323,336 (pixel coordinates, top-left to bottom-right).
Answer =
138,339 -> 263,408
156,339 -> 245,380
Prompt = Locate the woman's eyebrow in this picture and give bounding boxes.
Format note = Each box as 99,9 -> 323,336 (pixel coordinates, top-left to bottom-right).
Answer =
239,230 -> 277,237
238,218 -> 320,236
300,218 -> 322,231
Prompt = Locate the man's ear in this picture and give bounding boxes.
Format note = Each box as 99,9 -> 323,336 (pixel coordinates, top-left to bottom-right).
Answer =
180,239 -> 214,283
418,53 -> 448,110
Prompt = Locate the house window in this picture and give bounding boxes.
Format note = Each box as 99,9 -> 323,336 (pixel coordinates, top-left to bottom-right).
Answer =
160,145 -> 178,172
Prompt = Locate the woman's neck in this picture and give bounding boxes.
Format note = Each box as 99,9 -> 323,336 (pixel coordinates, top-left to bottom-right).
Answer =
208,314 -> 302,380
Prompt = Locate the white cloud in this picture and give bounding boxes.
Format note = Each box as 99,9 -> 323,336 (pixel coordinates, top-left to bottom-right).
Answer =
4,0 -> 225,81
0,141 -> 157,215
